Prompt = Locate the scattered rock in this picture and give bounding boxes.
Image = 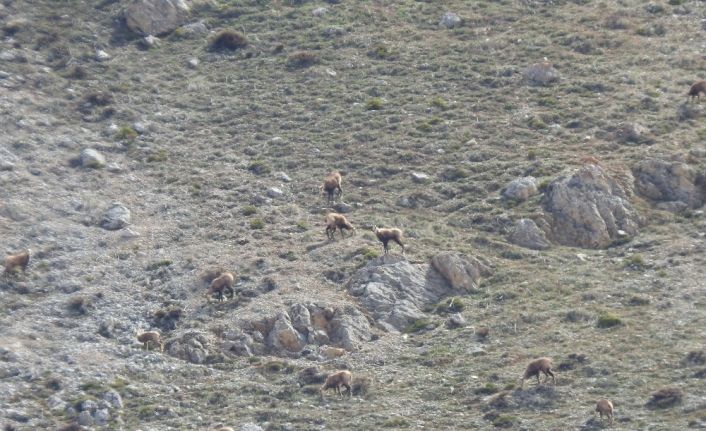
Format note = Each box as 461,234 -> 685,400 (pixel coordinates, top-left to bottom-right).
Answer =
95,50 -> 110,61
100,203 -> 131,230
167,331 -> 212,364
240,423 -> 264,431
440,12 -> 462,28
142,35 -> 160,48
77,410 -> 94,426
446,313 -> 466,329
312,7 -> 328,16
431,252 -> 491,292
633,158 -> 705,209
333,202 -> 353,213
542,164 -> 641,248
508,218 -> 551,250
125,0 -> 189,36
411,172 -> 430,183
181,20 -> 207,35
103,390 -> 123,409
267,312 -> 307,353
523,62 -> 559,86
267,187 -> 284,198
94,408 -> 110,425
502,176 -> 538,201
274,171 -> 292,182
80,148 -> 106,169
187,58 -> 199,68
614,122 -> 653,145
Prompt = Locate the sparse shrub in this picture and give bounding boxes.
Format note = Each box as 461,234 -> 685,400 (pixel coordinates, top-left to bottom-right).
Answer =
435,297 -> 464,314
404,318 -> 433,333
369,44 -> 394,59
278,250 -> 297,261
115,126 -> 138,141
64,64 -> 88,80
263,360 -> 289,373
430,96 -> 448,110
207,29 -> 247,52
646,387 -> 683,409
492,414 -> 518,428
441,167 -> 469,181
242,205 -> 257,216
636,23 -> 666,37
287,51 -> 319,68
596,312 -> 622,328
67,296 -> 92,315
628,295 -> 650,306
146,260 -> 172,271
475,382 -> 499,395
564,310 -> 591,323
361,247 -> 379,260
366,97 -> 384,110
383,418 -> 408,427
624,254 -> 646,270
352,374 -> 373,398
295,219 -> 308,231
250,218 -> 265,229
248,160 -> 271,175
146,149 -> 168,163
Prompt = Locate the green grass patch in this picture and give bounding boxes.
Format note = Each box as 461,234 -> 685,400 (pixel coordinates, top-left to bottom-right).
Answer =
596,312 -> 622,328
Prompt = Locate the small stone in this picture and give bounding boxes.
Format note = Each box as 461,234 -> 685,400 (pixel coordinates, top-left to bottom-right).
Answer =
446,313 -> 466,329
80,400 -> 98,412
77,410 -> 94,426
103,390 -> 123,409
81,148 -> 106,168
187,58 -> 199,68
411,172 -> 430,183
523,62 -> 560,86
94,408 -> 110,425
182,21 -> 208,34
274,172 -> 291,182
101,202 -> 131,230
0,160 -> 15,171
107,163 -> 123,173
312,7 -> 328,16
440,12 -> 462,28
96,50 -> 111,61
267,187 -> 283,198
333,202 -> 352,213
143,35 -> 160,47
240,423 -> 265,431
133,121 -> 148,134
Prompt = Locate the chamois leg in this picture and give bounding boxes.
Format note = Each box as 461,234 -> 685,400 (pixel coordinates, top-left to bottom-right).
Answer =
339,228 -> 346,239
382,241 -> 389,254
393,238 -> 405,254
343,383 -> 352,397
225,286 -> 234,299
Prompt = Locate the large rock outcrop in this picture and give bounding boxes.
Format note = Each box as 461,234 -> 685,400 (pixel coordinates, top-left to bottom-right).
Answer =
125,0 -> 189,36
543,164 -> 641,248
348,254 -> 490,332
633,158 -> 705,210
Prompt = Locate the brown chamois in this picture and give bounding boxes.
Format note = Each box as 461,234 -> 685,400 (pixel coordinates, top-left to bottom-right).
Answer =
137,331 -> 163,352
520,357 -> 556,388
595,399 -> 614,424
325,212 -> 356,239
688,80 -> 706,102
320,370 -> 353,398
372,226 -> 405,254
320,171 -> 343,202
207,271 -> 235,302
4,249 -> 31,275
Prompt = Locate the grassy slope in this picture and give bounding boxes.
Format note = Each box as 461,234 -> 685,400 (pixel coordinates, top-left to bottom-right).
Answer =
1,0 -> 706,429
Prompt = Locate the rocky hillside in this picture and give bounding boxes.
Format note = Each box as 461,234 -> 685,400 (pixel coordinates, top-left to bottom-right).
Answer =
1,0 -> 705,430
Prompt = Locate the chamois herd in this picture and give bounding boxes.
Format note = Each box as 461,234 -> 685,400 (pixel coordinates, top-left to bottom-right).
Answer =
14,154 -> 702,426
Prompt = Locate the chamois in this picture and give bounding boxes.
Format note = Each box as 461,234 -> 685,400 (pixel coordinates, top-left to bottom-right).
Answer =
4,249 -> 30,275
325,212 -> 355,239
520,357 -> 556,388
137,331 -> 163,352
688,80 -> 706,102
207,271 -> 235,302
595,399 -> 614,424
320,370 -> 353,398
372,226 -> 405,254
321,171 -> 343,202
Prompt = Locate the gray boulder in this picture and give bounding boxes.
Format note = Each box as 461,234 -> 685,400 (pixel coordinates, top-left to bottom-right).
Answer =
80,148 -> 106,168
267,312 -> 307,353
125,0 -> 189,36
166,331 -> 211,364
543,164 -> 641,248
508,218 -> 551,250
100,202 -> 131,230
348,255 -> 456,331
431,252 -> 490,292
502,176 -> 538,202
633,158 -> 705,210
440,12 -> 462,28
328,305 -> 372,351
523,62 -> 559,86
